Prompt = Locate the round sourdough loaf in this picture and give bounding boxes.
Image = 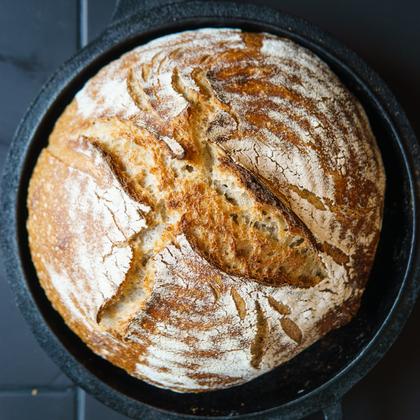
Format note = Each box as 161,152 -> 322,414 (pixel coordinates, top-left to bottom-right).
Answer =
27,29 -> 385,392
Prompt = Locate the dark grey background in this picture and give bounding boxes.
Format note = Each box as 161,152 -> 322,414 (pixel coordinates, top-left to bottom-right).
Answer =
0,0 -> 419,419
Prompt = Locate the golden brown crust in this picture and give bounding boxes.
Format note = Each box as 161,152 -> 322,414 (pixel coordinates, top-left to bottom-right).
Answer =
27,29 -> 385,392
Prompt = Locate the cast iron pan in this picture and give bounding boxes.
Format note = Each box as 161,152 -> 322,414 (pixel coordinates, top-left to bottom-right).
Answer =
1,0 -> 420,419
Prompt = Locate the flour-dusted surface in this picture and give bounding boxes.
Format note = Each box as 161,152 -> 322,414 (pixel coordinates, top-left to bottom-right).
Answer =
27,29 -> 385,392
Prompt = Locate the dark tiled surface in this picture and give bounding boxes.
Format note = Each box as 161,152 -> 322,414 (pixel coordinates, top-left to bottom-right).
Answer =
0,388 -> 75,420
0,0 -> 78,147
0,0 -> 419,419
0,0 -> 78,388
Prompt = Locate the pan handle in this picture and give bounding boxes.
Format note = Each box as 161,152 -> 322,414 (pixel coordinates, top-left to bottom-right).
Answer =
112,0 -> 191,22
322,401 -> 343,420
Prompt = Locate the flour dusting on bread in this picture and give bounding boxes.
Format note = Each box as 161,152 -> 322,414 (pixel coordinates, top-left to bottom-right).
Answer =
27,29 -> 385,392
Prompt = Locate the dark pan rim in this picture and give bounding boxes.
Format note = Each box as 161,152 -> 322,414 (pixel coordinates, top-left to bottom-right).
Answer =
1,1 -> 419,419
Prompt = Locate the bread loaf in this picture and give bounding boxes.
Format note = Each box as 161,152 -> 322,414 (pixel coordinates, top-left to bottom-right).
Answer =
27,29 -> 385,392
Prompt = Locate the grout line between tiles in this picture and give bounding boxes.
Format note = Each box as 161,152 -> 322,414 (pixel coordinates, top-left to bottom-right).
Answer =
77,0 -> 89,48
75,2 -> 88,419
0,386 -> 75,396
75,388 -> 86,420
